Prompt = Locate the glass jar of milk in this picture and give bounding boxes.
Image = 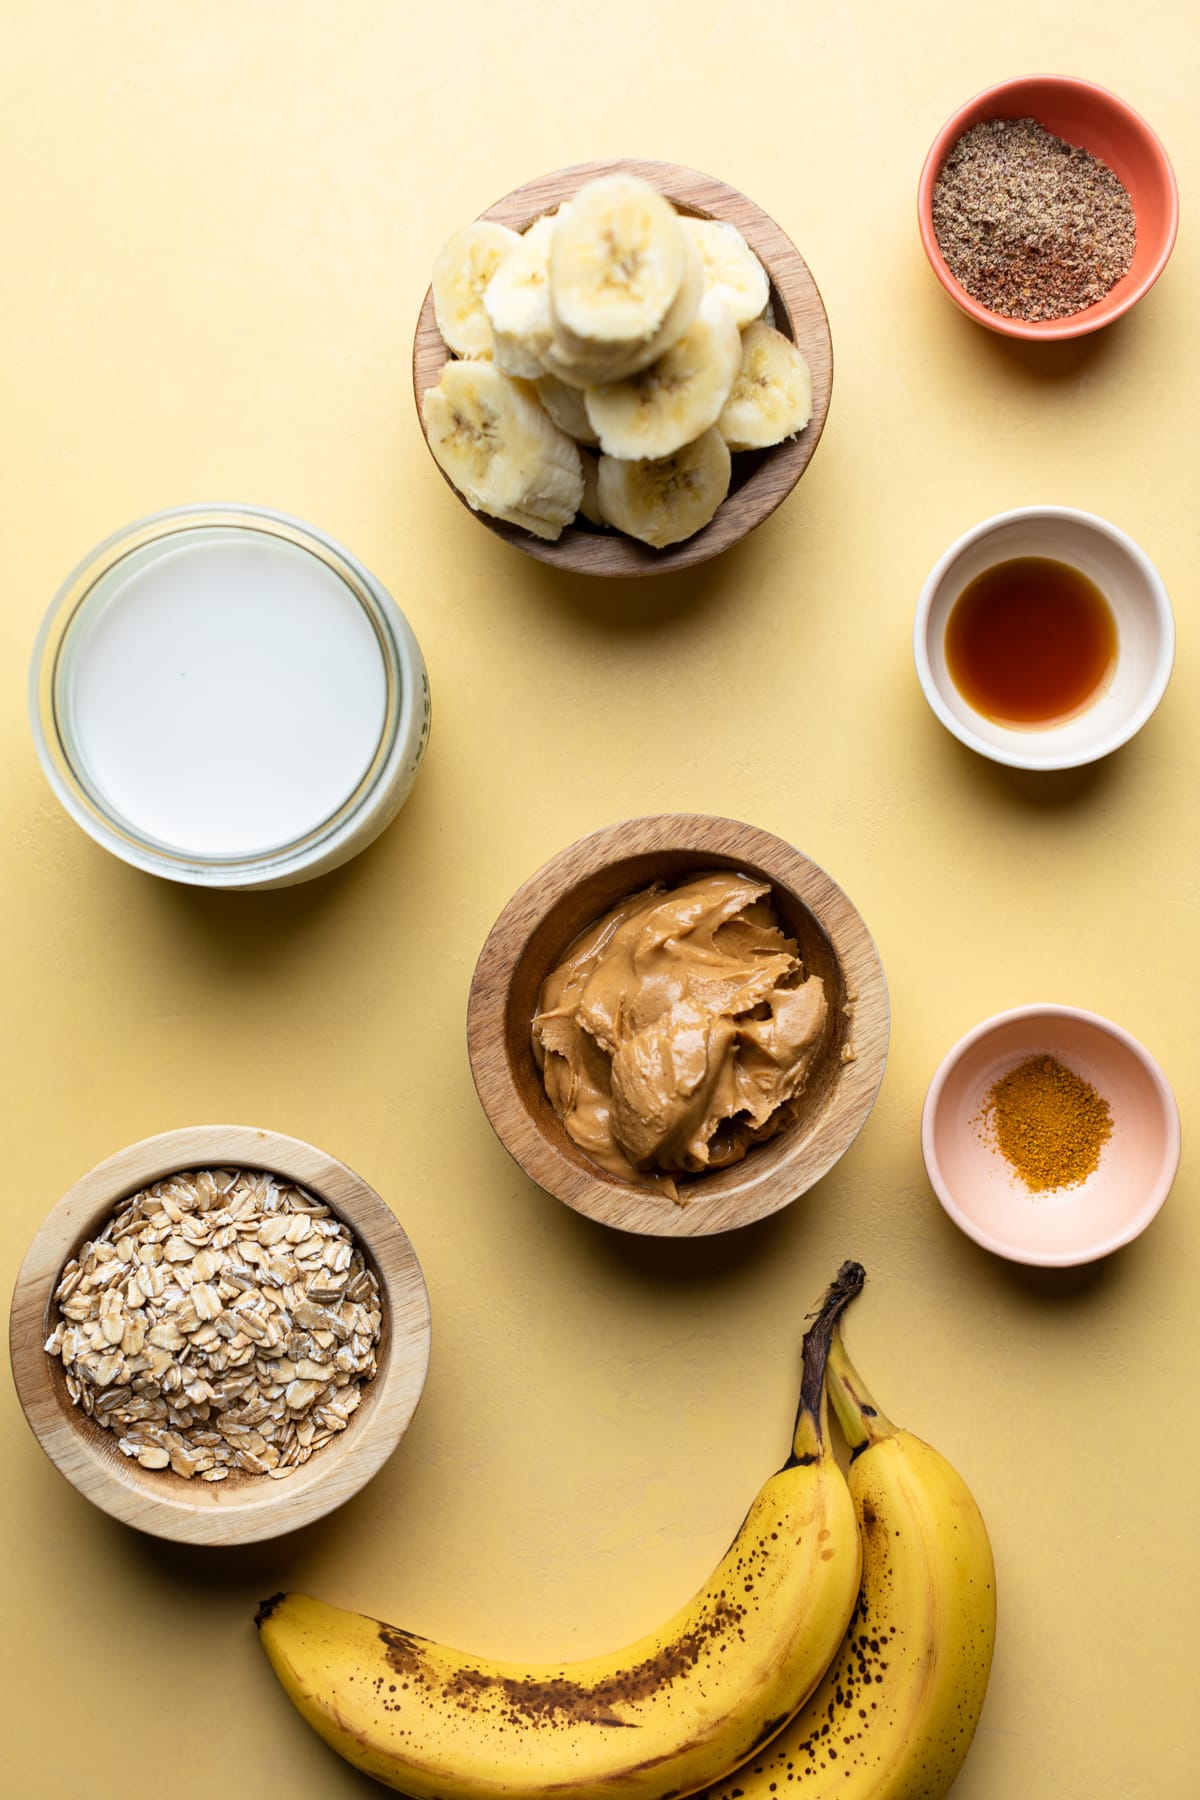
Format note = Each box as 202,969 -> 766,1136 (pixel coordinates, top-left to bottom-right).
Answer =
30,506 -> 430,887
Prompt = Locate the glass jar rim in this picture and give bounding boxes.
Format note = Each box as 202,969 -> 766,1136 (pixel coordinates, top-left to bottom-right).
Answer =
30,503 -> 416,886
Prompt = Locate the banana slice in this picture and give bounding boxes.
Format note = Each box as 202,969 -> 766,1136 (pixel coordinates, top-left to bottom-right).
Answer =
484,213 -> 558,379
542,223 -> 704,388
717,320 -> 813,452
422,360 -> 583,540
535,372 -> 599,445
578,450 -> 606,527
549,175 -> 685,363
584,291 -> 742,462
432,221 -> 521,358
682,217 -> 770,327
597,428 -> 731,548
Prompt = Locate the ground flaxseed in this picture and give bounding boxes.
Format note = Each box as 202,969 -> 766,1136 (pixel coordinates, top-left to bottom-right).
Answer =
932,117 -> 1136,322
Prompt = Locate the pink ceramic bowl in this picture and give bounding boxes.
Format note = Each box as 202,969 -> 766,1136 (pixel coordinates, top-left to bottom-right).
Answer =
922,1005 -> 1179,1265
918,76 -> 1179,340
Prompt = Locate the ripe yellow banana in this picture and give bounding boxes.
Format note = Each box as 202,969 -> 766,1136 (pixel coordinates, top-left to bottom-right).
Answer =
704,1326 -> 996,1800
256,1264 -> 868,1800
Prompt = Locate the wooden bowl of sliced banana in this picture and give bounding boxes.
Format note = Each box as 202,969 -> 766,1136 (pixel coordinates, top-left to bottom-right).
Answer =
412,160 -> 833,576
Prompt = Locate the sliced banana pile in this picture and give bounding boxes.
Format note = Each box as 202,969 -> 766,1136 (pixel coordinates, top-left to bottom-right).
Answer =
422,175 -> 813,549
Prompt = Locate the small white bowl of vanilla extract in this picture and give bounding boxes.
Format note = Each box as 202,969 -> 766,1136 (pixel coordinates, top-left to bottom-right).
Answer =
914,507 -> 1174,771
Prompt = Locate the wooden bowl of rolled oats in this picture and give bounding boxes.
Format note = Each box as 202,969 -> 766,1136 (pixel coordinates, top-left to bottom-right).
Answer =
9,1125 -> 431,1544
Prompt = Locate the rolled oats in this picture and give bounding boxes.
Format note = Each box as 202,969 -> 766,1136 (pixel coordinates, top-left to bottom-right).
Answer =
45,1168 -> 381,1481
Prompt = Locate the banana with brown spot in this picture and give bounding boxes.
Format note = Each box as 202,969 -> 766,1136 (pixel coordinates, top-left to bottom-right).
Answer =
256,1264 -> 867,1800
702,1326 -> 996,1800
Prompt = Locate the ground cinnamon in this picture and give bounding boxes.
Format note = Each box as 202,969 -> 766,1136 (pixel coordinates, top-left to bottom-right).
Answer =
980,1054 -> 1112,1192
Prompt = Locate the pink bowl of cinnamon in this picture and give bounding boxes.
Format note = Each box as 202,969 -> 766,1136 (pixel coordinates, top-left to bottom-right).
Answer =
918,76 -> 1179,341
921,1005 -> 1180,1266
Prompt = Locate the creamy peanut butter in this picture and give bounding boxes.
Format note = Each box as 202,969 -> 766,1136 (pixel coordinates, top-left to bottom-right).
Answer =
532,871 -> 828,1198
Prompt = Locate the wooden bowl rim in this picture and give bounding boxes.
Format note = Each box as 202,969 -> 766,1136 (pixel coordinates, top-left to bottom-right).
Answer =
466,815 -> 889,1236
9,1125 -> 432,1545
412,158 -> 833,577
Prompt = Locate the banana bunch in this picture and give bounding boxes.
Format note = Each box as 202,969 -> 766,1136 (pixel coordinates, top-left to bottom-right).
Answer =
256,1263 -> 867,1799
703,1326 -> 997,1800
422,174 -> 813,548
255,1266 -> 996,1800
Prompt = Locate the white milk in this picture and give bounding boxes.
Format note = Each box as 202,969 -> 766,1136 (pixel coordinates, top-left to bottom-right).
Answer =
62,527 -> 389,859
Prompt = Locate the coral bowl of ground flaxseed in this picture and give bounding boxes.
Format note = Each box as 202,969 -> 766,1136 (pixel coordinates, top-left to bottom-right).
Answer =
9,1126 -> 432,1543
918,76 -> 1178,340
921,1005 -> 1180,1266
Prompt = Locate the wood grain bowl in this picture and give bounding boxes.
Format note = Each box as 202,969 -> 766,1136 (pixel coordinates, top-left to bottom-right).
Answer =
466,815 -> 889,1236
9,1125 -> 432,1545
412,159 -> 833,576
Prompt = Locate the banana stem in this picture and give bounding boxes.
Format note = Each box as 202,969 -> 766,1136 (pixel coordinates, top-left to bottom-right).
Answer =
788,1261 -> 866,1465
826,1324 -> 896,1453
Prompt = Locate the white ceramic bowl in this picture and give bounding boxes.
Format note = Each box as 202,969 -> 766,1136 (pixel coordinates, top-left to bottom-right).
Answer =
914,507 -> 1174,770
921,1004 -> 1180,1266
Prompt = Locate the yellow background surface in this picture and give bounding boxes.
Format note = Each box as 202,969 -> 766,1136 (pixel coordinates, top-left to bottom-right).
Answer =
2,3 -> 1197,1795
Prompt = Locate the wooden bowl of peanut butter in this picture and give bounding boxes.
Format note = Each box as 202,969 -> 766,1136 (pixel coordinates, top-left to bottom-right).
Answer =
466,815 -> 889,1236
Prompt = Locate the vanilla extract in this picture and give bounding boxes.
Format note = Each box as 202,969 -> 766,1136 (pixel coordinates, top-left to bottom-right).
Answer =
945,556 -> 1117,727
